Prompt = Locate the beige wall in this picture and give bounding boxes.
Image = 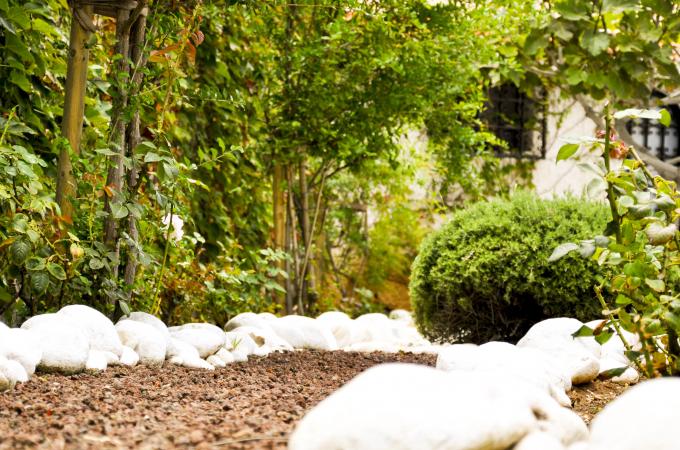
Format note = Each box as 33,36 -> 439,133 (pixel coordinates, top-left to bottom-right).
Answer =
533,97 -> 601,199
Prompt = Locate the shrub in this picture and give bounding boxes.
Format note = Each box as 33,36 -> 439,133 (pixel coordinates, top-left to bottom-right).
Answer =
410,192 -> 609,343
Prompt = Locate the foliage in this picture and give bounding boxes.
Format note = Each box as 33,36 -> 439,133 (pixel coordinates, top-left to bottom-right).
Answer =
551,107 -> 680,377
410,192 -> 609,343
504,0 -> 680,102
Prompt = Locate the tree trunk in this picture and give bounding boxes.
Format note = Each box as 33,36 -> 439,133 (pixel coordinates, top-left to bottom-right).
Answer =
272,163 -> 286,307
103,8 -> 131,313
123,7 -> 148,294
298,157 -> 310,310
56,5 -> 93,222
286,165 -> 301,314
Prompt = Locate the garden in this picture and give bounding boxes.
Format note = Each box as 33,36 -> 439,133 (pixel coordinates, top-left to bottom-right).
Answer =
1,0 -> 680,449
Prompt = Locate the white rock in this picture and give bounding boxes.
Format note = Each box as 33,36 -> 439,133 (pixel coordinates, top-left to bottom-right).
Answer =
0,356 -> 29,385
115,320 -> 166,366
258,312 -> 278,321
119,346 -> 139,366
269,315 -> 338,350
224,331 -> 260,355
86,350 -> 108,371
389,309 -> 414,326
125,312 -> 171,342
231,349 -> 248,362
514,432 -> 567,450
588,378 -> 680,450
169,355 -> 214,370
0,327 -> 42,375
0,321 -> 8,331
169,323 -> 226,358
167,337 -> 200,359
215,348 -> 235,364
206,354 -> 226,368
343,341 -> 400,353
353,313 -> 398,343
224,312 -> 274,332
21,314 -> 90,373
58,304 -> 123,357
517,318 -> 600,385
289,364 -> 586,450
230,326 -> 293,351
436,342 -> 572,407
316,312 -> 359,347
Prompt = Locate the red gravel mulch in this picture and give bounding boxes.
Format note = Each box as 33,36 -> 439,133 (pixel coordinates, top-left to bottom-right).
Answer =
0,350 -> 629,449
0,351 -> 436,450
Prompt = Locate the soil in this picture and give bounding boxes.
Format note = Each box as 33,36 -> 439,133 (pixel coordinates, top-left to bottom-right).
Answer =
567,378 -> 630,424
0,350 -> 628,450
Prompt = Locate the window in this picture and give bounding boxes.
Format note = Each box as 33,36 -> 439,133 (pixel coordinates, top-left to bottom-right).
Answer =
625,104 -> 680,164
482,84 -> 547,160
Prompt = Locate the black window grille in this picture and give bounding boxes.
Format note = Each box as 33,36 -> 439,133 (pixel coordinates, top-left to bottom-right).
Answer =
482,84 -> 547,160
625,104 -> 680,164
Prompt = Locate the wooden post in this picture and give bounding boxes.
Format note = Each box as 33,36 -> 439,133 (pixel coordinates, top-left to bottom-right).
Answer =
56,5 -> 94,222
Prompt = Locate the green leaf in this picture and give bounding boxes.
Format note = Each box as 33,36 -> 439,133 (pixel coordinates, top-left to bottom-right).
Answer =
47,262 -> 67,281
556,143 -> 579,161
645,278 -> 665,292
9,239 -> 30,266
572,325 -> 594,337
110,203 -> 129,220
89,258 -> 105,270
143,152 -> 163,163
599,367 -> 628,379
595,330 -> 614,345
25,256 -> 45,271
659,109 -> 671,127
581,30 -> 610,56
30,271 -> 49,295
119,300 -> 131,316
548,243 -> 579,262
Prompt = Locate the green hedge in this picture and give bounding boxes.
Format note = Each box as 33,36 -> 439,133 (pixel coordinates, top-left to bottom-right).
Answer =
410,192 -> 609,343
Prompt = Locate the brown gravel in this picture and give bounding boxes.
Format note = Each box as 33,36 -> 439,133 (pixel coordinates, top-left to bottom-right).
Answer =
0,351 -> 435,450
0,350 -> 628,449
568,378 -> 630,424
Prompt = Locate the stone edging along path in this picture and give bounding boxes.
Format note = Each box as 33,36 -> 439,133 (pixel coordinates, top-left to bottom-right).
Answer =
0,305 -> 677,450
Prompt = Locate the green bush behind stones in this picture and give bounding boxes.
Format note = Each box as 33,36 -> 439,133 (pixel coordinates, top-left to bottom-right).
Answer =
410,192 -> 610,343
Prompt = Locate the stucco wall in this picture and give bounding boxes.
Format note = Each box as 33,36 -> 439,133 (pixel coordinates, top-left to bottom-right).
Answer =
533,98 -> 600,199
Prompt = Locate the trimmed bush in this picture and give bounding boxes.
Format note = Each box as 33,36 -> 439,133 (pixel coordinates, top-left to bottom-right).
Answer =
410,192 -> 609,343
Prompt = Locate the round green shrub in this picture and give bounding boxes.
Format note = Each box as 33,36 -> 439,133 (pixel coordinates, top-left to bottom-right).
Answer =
410,192 -> 610,344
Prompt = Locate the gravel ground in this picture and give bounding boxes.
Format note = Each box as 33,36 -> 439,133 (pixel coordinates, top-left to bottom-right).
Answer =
0,350 -> 627,449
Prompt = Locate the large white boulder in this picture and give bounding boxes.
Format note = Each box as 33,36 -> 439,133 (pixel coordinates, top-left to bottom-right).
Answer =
169,323 -> 226,358
230,325 -> 293,352
587,378 -> 680,450
389,309 -> 415,326
166,337 -> 214,369
289,364 -> 586,450
316,311 -> 359,347
224,331 -> 270,356
353,313 -> 399,343
269,315 -> 338,350
115,320 -> 166,366
0,327 -> 42,376
224,312 -> 274,332
57,304 -> 123,357
514,432 -> 566,450
119,346 -> 139,366
517,318 -> 600,385
85,350 -> 109,371
436,342 -> 572,407
124,312 -> 171,344
21,313 -> 90,373
0,355 -> 29,387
